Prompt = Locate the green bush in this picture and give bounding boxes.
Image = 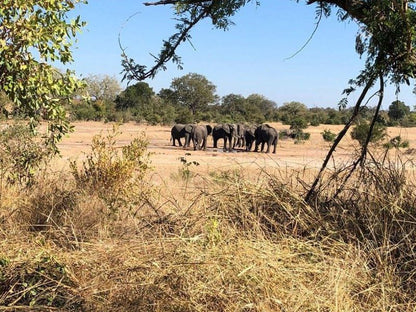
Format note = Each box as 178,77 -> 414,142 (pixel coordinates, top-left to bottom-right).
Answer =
0,124 -> 53,186
321,129 -> 337,142
383,135 -> 410,149
351,121 -> 387,147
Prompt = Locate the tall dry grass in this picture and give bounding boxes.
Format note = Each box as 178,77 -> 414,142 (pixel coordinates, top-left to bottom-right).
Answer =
1,131 -> 416,311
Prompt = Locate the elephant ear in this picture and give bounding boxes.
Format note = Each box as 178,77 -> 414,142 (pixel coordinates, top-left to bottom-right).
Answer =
185,124 -> 194,132
206,125 -> 212,135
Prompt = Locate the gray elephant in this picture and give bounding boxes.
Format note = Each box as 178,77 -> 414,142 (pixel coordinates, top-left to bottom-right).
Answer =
170,124 -> 194,147
244,125 -> 256,151
212,124 -> 236,151
191,124 -> 213,150
234,124 -> 246,149
254,124 -> 279,153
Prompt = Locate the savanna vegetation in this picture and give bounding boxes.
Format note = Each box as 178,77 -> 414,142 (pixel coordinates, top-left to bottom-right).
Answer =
1,123 -> 416,311
3,0 -> 416,310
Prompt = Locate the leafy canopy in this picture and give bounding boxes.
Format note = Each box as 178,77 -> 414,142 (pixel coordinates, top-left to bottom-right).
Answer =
169,73 -> 217,115
0,0 -> 86,151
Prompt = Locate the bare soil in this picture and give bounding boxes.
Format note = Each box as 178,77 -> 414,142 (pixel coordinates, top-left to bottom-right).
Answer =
55,121 -> 416,179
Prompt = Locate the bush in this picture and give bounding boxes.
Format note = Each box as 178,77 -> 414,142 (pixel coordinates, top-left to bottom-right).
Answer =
0,124 -> 53,186
383,135 -> 410,149
70,126 -> 151,216
351,121 -> 387,146
321,129 -> 337,142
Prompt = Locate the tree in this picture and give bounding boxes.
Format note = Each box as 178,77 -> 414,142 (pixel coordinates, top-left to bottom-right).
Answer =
278,101 -> 308,124
388,100 -> 410,121
0,0 -> 86,150
115,82 -> 155,111
220,94 -> 247,121
169,73 -> 218,116
83,74 -> 122,102
246,94 -> 277,121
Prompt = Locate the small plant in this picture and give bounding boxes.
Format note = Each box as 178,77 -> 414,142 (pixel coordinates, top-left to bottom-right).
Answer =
321,129 -> 337,142
178,153 -> 199,181
383,135 -> 410,149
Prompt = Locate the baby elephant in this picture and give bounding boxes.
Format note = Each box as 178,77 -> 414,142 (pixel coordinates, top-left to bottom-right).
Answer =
192,125 -> 212,150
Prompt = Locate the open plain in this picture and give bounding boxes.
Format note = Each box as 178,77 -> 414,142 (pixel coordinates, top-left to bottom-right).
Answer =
56,121 -> 416,179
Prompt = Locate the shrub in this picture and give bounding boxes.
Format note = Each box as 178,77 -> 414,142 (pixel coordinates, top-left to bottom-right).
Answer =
383,135 -> 410,149
0,124 -> 53,186
321,129 -> 337,142
70,126 -> 151,216
351,121 -> 387,146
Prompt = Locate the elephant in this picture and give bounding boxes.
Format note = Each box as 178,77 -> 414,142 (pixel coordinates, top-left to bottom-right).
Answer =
244,125 -> 257,151
254,124 -> 279,153
212,123 -> 236,151
234,124 -> 246,149
170,124 -> 194,148
191,124 -> 213,150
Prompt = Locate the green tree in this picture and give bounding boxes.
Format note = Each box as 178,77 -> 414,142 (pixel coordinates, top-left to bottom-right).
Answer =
0,0 -> 86,150
115,82 -> 155,112
388,100 -> 410,122
278,101 -> 308,124
169,73 -> 218,116
220,94 -> 247,122
246,94 -> 277,121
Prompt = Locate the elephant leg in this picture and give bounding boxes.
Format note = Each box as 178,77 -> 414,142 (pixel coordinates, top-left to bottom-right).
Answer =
272,138 -> 277,154
213,137 -> 218,148
265,142 -> 270,153
178,138 -> 183,146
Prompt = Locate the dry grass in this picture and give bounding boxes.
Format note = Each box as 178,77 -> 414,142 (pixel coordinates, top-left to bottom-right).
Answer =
1,122 -> 416,311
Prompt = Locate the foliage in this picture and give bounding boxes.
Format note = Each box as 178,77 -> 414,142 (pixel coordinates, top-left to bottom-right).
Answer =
82,74 -> 122,102
70,126 -> 151,215
169,73 -> 218,116
388,100 -> 411,122
383,135 -> 410,149
351,121 -> 387,147
0,124 -> 53,186
0,255 -> 82,309
321,129 -> 337,142
278,101 -> 308,125
115,82 -> 154,111
0,0 -> 86,150
178,153 -> 199,181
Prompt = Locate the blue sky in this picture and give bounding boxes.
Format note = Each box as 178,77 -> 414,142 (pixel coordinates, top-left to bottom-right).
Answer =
68,0 -> 416,109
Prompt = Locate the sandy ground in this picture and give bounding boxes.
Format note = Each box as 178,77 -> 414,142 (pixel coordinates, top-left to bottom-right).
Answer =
54,121 -> 416,180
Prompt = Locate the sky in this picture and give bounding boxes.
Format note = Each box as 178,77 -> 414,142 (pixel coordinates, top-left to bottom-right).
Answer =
67,0 -> 416,109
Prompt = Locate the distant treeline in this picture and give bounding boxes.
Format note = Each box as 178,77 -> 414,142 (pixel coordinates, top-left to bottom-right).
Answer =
2,73 -> 414,128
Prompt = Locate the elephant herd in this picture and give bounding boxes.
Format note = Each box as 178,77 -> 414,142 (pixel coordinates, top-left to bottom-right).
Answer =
170,123 -> 279,153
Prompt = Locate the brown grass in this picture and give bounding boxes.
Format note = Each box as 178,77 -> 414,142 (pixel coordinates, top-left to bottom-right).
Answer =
1,121 -> 416,311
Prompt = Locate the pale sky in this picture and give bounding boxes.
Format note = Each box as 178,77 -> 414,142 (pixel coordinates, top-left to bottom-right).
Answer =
67,0 -> 416,109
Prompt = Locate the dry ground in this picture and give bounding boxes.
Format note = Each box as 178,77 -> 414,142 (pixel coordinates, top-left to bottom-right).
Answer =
55,121 -> 416,180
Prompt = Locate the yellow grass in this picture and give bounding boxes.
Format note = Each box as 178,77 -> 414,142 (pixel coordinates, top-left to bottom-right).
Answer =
1,121 -> 416,311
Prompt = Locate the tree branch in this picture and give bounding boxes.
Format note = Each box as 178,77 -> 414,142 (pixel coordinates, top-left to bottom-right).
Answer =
305,69 -> 378,203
